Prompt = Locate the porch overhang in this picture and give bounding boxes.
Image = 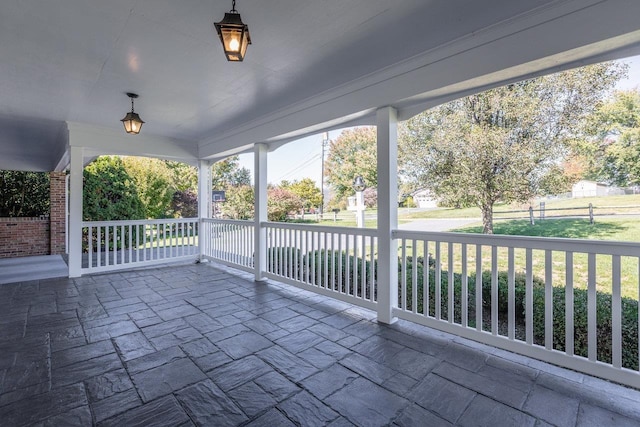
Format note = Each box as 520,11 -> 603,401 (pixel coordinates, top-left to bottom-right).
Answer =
0,1 -> 638,166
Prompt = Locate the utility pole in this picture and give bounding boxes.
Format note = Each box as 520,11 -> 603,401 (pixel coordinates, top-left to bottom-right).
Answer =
320,131 -> 329,219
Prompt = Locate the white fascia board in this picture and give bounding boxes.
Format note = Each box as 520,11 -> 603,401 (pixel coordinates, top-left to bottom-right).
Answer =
198,0 -> 640,159
67,122 -> 199,164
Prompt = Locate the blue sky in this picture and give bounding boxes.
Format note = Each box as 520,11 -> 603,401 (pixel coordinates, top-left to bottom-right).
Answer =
238,55 -> 640,187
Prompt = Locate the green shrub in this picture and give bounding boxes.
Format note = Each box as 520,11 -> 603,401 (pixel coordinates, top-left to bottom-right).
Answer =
302,250 -> 376,300
267,246 -> 303,276
530,286 -> 638,370
401,263 -> 639,370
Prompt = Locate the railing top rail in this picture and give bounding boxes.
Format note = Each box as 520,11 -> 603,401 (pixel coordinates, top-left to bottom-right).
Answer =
262,221 -> 378,237
392,229 -> 640,256
201,218 -> 254,226
82,218 -> 198,227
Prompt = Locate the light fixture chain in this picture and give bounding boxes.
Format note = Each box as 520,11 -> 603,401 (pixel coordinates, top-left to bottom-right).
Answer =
231,0 -> 237,12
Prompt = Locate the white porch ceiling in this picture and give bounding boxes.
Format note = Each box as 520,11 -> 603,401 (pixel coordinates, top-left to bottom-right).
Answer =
1,0 -> 640,171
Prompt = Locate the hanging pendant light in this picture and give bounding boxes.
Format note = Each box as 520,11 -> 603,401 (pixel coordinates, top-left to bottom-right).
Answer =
214,0 -> 251,62
121,93 -> 145,135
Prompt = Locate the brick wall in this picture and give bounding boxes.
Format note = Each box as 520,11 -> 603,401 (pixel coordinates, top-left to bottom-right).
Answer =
49,171 -> 66,255
0,171 -> 67,258
0,217 -> 50,258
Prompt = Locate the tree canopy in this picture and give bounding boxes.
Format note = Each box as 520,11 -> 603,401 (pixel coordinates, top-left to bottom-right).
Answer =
280,178 -> 322,211
83,156 -> 145,221
121,156 -> 175,219
399,62 -> 626,233
579,89 -> 640,186
325,127 -> 377,205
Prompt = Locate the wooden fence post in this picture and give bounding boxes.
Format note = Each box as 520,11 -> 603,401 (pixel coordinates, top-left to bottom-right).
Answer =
589,203 -> 594,224
529,206 -> 535,225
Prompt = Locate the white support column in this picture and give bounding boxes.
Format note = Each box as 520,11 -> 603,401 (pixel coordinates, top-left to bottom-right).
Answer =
198,160 -> 211,262
68,146 -> 84,278
376,106 -> 399,324
254,143 -> 268,282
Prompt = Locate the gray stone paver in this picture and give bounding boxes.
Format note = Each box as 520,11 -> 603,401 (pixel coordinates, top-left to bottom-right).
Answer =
0,262 -> 639,426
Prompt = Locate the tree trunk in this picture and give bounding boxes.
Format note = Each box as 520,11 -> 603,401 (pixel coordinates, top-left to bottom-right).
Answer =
481,204 -> 494,234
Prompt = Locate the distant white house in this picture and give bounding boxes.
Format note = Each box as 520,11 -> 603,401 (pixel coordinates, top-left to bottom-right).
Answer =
572,180 -> 608,198
412,189 -> 439,208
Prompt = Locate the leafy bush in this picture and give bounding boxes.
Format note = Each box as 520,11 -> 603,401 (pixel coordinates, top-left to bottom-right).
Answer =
83,157 -> 145,252
0,171 -> 49,217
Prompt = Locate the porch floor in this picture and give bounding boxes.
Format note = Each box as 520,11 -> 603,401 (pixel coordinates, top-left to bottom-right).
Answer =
1,263 -> 639,426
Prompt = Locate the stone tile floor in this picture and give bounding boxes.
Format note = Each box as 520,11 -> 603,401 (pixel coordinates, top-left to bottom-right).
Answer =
1,262 -> 640,426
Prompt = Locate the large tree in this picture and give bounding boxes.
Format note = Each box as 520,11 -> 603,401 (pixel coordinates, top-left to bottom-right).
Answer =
400,62 -> 626,233
325,127 -> 377,205
579,89 -> 640,186
211,156 -> 251,190
121,156 -> 175,219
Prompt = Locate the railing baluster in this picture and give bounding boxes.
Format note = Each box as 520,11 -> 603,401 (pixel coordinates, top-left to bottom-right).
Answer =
310,231 -> 316,286
612,254 -> 622,369
324,231 -> 329,289
526,248 -> 533,345
448,242 -> 454,323
88,225 -> 93,268
353,233 -> 358,298
345,232 -> 350,295
508,247 -> 515,340
370,236 -> 376,302
306,229 -> 311,283
401,240 -> 407,310
435,241 -> 441,320
461,243 -> 468,327
121,225 -> 125,264
412,239 -> 418,314
424,240 -> 429,317
476,245 -> 482,332
566,252 -> 574,356
338,232 -> 343,294
105,226 -> 110,266
545,249 -> 553,350
491,245 -> 498,335
97,226 -> 101,267
588,252 -> 597,362
361,234 -> 366,301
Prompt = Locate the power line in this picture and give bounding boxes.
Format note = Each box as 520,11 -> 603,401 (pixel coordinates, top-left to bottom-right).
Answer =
275,153 -> 322,182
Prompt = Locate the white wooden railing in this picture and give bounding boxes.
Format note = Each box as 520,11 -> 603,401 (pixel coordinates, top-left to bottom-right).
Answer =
81,218 -> 198,273
77,215 -> 640,388
263,222 -> 378,310
201,219 -> 255,272
394,230 -> 640,388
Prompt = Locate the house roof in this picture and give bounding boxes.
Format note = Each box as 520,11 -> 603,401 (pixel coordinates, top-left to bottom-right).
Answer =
2,0 -> 640,171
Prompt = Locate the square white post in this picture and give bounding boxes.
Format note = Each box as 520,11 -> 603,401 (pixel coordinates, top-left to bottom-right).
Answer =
68,146 -> 84,278
254,143 -> 268,282
376,106 -> 399,324
198,160 -> 211,262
